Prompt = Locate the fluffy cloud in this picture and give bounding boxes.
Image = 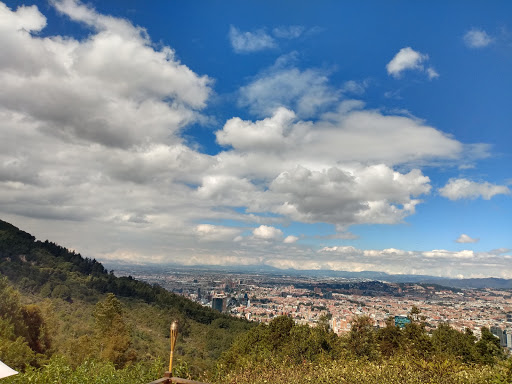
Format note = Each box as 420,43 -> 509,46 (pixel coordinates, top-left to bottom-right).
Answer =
269,165 -> 429,226
217,107 -> 295,151
0,1 -> 211,150
423,249 -> 474,259
207,102 -> 491,228
387,47 -> 426,76
321,246 -> 365,256
195,224 -> 242,242
386,47 -> 438,79
464,28 -> 493,48
439,178 -> 510,200
229,25 -> 276,53
283,235 -> 299,244
341,80 -> 369,95
456,234 -> 479,244
218,103 -> 463,166
490,248 -> 510,255
0,1 -> 214,239
253,225 -> 283,240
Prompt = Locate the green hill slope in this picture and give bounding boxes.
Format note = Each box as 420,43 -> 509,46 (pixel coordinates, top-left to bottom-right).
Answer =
0,219 -> 252,379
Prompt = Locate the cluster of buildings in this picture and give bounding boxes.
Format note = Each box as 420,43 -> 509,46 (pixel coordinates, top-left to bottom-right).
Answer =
114,266 -> 512,349
490,327 -> 512,350
491,312 -> 512,350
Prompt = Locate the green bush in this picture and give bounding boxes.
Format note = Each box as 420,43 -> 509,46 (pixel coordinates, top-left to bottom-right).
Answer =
216,357 -> 506,384
3,356 -> 166,384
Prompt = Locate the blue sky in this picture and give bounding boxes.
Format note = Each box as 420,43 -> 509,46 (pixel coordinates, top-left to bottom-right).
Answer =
0,0 -> 510,278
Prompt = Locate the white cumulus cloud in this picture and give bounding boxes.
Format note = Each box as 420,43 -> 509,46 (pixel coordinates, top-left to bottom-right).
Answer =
283,235 -> 299,244
195,224 -> 242,242
439,178 -> 510,200
218,103 -> 465,166
423,249 -> 474,259
205,101 -> 490,229
386,47 -> 437,80
456,234 -> 479,244
253,225 -> 283,240
0,0 -> 216,254
269,164 -> 430,226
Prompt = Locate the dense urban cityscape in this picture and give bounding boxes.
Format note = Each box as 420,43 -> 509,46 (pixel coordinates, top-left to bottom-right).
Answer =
114,266 -> 512,351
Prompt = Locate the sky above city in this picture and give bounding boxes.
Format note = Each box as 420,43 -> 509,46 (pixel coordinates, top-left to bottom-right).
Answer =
1,0 -> 511,278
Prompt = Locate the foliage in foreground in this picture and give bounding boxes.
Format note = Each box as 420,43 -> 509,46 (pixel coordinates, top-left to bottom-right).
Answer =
216,357 -> 512,384
0,277 -> 52,370
2,356 -> 166,384
213,314 -> 510,384
217,314 -> 507,376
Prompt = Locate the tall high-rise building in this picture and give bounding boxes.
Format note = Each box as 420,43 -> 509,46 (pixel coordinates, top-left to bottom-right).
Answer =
212,296 -> 226,313
506,330 -> 512,351
491,326 -> 507,347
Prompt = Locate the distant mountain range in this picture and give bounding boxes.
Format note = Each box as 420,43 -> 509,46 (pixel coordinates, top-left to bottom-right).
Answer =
1,216 -> 508,293
104,261 -> 512,290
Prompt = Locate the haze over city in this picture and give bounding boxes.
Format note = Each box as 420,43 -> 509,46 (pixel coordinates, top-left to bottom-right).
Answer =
1,0 -> 511,278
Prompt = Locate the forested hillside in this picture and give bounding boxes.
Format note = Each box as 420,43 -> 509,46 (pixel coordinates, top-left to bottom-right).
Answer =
0,219 -> 252,381
0,219 -> 232,324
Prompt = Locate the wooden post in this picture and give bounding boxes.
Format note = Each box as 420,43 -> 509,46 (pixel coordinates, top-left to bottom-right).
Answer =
147,320 -> 211,384
169,321 -> 178,373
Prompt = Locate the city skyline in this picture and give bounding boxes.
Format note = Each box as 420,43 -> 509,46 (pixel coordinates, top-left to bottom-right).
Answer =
0,0 -> 511,278
113,265 -> 512,341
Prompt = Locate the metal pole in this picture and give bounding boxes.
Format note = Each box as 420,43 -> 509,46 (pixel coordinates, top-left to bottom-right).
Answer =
169,321 -> 178,373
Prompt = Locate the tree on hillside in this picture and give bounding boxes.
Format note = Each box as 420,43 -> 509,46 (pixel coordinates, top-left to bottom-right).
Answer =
347,316 -> 379,360
476,327 -> 505,365
22,304 -> 52,355
396,306 -> 432,359
0,276 -> 27,337
0,276 -> 51,369
268,316 -> 295,350
93,293 -> 136,368
376,316 -> 403,357
431,323 -> 477,363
